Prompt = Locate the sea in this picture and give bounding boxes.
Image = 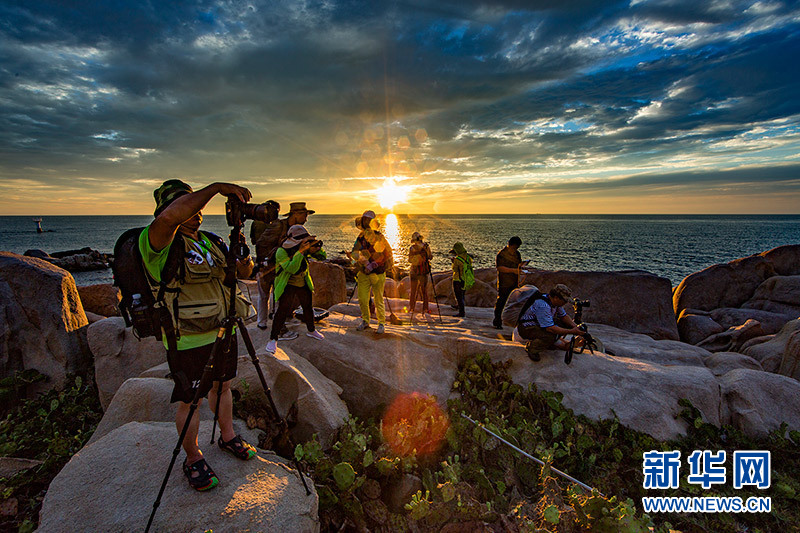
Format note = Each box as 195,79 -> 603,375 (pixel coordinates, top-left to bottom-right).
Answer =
2,215 -> 799,287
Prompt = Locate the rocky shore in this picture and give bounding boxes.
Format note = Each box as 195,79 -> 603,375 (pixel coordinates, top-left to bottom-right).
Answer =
1,244 -> 799,531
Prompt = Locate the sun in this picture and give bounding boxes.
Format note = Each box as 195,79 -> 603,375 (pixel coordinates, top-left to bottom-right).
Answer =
376,178 -> 408,210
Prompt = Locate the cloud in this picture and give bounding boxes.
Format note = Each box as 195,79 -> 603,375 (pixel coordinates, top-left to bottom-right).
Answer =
0,0 -> 798,213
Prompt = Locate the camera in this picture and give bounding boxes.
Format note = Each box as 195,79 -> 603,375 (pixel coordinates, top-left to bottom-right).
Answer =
572,298 -> 590,309
225,196 -> 279,227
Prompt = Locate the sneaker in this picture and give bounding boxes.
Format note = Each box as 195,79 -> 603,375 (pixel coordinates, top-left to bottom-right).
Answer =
307,330 -> 324,340
493,321 -> 503,330
376,324 -> 385,334
218,435 -> 257,460
183,458 -> 218,491
279,330 -> 299,340
356,320 -> 370,331
265,339 -> 277,354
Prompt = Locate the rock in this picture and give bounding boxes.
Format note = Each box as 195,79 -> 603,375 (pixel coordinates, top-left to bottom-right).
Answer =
88,377 -> 213,445
0,252 -> 90,396
39,421 -> 319,533
710,307 -> 794,335
430,277 -> 496,308
704,351 -> 763,376
309,261 -> 347,309
384,277 -> 400,298
77,283 -> 121,317
519,269 -> 679,340
589,324 -> 711,367
0,457 -> 44,478
673,244 -> 800,317
293,304 -> 719,441
473,268 -> 497,287
23,249 -> 51,260
85,311 -> 107,324
137,323 -> 350,448
719,369 -> 800,438
742,320 -> 800,377
48,247 -> 110,272
385,474 -> 423,513
88,317 -> 167,409
698,319 -> 765,353
677,312 -> 725,345
742,275 -> 800,317
397,276 -> 411,298
508,344 -> 720,441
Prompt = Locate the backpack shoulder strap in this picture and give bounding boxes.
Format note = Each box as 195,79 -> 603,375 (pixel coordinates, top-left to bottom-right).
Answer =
200,230 -> 228,255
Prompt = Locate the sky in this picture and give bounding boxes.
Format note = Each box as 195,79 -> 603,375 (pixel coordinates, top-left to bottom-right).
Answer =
1,0 -> 799,215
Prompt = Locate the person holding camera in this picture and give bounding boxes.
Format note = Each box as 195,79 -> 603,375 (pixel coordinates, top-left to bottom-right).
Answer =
493,236 -> 524,329
407,232 -> 432,320
265,225 -> 326,353
517,284 -> 584,361
140,179 -> 258,492
347,210 -> 393,334
255,202 -> 317,333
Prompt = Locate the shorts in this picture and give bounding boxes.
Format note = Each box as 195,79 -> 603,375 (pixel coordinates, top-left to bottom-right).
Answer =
518,322 -> 558,353
167,337 -> 238,403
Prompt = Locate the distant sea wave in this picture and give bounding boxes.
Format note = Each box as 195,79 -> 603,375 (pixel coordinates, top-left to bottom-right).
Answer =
1,215 -> 799,287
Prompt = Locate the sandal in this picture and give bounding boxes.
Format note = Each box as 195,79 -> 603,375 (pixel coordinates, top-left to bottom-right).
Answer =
182,458 -> 219,491
218,435 -> 257,460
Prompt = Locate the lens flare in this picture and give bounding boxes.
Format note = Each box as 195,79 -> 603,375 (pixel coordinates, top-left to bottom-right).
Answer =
381,393 -> 450,457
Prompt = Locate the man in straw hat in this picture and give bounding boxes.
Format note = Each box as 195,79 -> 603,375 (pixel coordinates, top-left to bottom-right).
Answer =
254,202 -> 318,335
347,210 -> 393,334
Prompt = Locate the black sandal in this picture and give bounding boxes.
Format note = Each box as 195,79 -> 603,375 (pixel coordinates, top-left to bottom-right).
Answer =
182,458 -> 219,491
218,435 -> 257,460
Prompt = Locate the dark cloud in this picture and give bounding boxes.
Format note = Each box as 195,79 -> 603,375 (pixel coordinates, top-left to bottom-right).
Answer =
0,0 -> 798,212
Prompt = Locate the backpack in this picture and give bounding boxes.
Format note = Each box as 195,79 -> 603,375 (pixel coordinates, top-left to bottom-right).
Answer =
517,290 -> 548,325
457,256 -> 475,290
112,227 -> 227,343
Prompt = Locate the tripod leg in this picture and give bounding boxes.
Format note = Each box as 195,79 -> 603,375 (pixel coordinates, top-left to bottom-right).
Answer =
236,318 -> 311,495
146,330 -> 225,533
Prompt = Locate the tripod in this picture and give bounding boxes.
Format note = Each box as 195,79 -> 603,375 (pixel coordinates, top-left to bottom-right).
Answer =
564,299 -> 597,365
145,219 -> 310,533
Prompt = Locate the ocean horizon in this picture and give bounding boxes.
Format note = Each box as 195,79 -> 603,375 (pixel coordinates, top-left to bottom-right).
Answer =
2,214 -> 799,288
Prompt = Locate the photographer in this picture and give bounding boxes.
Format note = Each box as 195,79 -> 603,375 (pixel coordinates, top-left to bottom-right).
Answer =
407,232 -> 432,320
493,236 -> 524,329
140,180 -> 257,492
265,225 -> 326,354
347,210 -> 393,334
254,202 -> 316,333
517,284 -> 584,362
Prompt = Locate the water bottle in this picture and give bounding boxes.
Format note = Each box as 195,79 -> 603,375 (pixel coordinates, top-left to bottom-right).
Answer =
130,293 -> 153,337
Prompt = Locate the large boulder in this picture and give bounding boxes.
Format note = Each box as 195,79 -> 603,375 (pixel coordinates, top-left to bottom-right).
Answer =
140,323 -> 351,449
0,252 -> 89,395
77,283 -> 121,317
709,307 -> 794,336
430,277 -> 497,308
518,269 -> 679,340
294,304 -> 725,441
741,319 -> 800,378
719,369 -> 800,438
673,244 -> 800,317
309,261 -> 347,309
703,352 -> 763,377
697,319 -> 765,353
742,275 -> 800,317
677,311 -> 725,345
88,317 -> 166,409
39,421 -> 319,532
88,377 -> 213,445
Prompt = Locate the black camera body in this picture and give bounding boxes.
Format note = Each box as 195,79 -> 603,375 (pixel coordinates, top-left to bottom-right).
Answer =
225,197 -> 279,227
572,298 -> 590,323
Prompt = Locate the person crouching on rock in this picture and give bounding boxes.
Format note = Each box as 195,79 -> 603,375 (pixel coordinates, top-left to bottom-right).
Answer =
265,225 -> 326,354
518,284 -> 584,362
450,242 -> 474,318
347,210 -> 394,334
142,180 -> 258,492
408,232 -> 432,321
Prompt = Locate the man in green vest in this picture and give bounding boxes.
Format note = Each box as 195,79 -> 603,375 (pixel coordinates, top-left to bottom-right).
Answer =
140,179 -> 258,492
